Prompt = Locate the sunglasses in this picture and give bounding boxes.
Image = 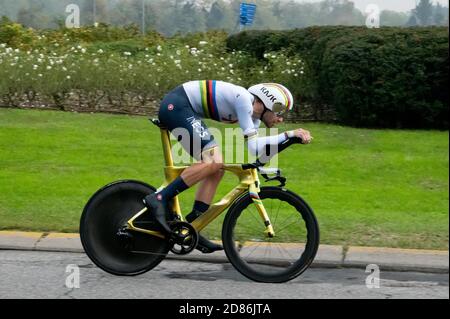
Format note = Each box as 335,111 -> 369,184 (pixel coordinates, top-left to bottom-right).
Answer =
272,102 -> 287,116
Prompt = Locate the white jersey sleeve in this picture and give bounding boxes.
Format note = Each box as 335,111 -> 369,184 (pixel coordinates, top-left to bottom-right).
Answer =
233,87 -> 288,156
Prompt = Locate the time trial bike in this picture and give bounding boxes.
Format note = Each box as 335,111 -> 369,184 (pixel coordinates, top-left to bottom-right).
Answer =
80,119 -> 320,283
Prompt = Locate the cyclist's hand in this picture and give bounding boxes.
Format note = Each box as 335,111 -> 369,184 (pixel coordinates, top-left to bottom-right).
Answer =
291,128 -> 313,144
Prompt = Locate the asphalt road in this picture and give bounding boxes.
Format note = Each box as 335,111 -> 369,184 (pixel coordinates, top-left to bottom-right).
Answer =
0,250 -> 448,299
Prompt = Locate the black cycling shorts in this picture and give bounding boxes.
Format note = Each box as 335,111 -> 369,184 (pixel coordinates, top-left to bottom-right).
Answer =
158,85 -> 217,160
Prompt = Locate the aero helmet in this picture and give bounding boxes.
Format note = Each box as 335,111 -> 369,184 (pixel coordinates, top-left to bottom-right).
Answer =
248,83 -> 294,115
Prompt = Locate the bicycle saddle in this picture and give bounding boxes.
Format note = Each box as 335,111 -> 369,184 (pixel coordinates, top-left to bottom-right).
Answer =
150,118 -> 167,129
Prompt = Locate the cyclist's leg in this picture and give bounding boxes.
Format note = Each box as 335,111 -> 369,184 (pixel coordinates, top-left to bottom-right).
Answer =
144,86 -> 223,233
185,146 -> 224,253
194,145 -> 224,205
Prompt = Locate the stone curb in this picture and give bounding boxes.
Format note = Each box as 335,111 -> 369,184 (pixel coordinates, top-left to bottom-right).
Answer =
0,231 -> 448,273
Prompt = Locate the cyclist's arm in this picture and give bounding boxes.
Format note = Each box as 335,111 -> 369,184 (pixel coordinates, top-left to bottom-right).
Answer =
235,94 -> 293,156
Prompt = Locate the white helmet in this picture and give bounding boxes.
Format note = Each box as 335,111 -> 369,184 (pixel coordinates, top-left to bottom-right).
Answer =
248,83 -> 294,115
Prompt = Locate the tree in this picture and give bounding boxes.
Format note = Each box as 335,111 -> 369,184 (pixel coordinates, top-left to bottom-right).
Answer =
416,0 -> 433,26
206,1 -> 225,30
16,0 -> 47,29
433,3 -> 446,25
380,10 -> 409,26
80,0 -> 108,25
405,13 -> 418,27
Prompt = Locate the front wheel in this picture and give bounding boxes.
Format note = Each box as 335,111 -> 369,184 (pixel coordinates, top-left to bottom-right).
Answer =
80,180 -> 171,276
222,186 -> 320,283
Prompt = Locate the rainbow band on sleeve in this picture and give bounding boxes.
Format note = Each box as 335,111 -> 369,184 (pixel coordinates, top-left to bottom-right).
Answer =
199,80 -> 220,121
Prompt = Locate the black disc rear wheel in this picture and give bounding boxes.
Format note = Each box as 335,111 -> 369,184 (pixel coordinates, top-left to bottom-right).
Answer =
80,180 -> 170,276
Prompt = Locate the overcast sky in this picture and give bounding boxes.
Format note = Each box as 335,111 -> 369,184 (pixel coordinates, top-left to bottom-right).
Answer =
293,0 -> 449,12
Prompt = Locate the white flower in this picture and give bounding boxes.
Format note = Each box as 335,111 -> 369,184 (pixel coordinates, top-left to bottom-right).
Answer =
199,41 -> 208,46
0,44 -> 6,48
259,70 -> 264,74
97,49 -> 104,54
46,66 -> 52,70
14,49 -> 20,53
37,58 -> 43,63
38,74 -> 43,77
229,64 -> 233,68
286,61 -> 291,65
66,75 -> 71,79
157,45 -> 162,52
62,67 -> 68,71
124,52 -> 132,56
176,50 -> 181,55
198,68 -> 202,72
33,65 -> 38,70
174,60 -> 181,65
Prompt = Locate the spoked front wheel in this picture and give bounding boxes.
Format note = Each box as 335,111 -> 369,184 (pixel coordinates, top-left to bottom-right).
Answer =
80,180 -> 171,276
222,186 -> 320,283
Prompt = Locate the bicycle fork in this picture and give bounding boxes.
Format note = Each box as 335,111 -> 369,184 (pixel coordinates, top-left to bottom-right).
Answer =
248,181 -> 275,238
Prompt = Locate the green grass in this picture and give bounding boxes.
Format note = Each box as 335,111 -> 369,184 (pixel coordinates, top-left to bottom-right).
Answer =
0,108 -> 448,250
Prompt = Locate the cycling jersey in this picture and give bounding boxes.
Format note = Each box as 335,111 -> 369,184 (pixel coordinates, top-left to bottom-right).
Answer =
159,81 -> 289,160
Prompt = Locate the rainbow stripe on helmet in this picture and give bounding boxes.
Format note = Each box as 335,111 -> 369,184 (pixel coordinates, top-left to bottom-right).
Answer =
266,83 -> 293,112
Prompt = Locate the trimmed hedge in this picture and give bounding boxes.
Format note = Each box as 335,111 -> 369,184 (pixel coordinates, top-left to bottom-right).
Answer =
227,27 -> 449,129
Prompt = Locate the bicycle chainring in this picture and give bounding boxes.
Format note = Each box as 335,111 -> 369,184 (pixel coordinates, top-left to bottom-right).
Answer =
169,221 -> 198,255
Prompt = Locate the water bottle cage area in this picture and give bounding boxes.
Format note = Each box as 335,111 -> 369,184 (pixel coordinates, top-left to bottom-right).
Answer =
258,167 -> 286,187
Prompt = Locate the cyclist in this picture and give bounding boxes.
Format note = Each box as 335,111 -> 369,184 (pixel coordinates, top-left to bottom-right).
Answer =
144,81 -> 312,253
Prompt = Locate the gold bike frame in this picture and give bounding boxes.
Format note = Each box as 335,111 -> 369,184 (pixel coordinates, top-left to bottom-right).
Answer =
126,125 -> 275,239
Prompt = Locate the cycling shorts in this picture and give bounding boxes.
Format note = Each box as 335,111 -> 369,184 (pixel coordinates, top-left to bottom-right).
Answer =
158,85 -> 217,161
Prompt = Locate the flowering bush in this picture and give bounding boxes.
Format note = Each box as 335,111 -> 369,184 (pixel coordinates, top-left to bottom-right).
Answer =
0,24 -> 306,116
